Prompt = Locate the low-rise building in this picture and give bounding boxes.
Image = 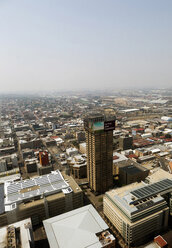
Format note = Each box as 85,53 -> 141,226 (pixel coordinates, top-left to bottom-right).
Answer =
118,135 -> 133,150
0,218 -> 34,248
44,204 -> 115,248
72,163 -> 87,179
76,131 -> 85,142
24,158 -> 38,173
66,147 -> 78,156
113,159 -> 149,185
0,159 -> 7,172
79,142 -> 86,154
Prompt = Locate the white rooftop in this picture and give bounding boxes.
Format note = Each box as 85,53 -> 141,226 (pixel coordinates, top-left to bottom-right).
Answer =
0,173 -> 20,184
4,170 -> 71,211
0,218 -> 32,248
120,108 -> 139,113
43,204 -> 109,248
113,152 -> 128,163
66,147 -> 78,153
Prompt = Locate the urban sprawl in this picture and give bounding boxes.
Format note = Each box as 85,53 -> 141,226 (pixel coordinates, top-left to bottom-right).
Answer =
0,89 -> 172,248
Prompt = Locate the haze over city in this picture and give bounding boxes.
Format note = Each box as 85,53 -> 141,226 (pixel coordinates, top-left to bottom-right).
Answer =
0,0 -> 172,93
0,1 -> 172,247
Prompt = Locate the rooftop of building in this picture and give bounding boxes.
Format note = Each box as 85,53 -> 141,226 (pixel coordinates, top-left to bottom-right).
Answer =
146,168 -> 172,183
0,218 -> 32,248
4,170 -> 74,211
62,172 -> 82,194
154,235 -> 167,248
114,159 -> 149,173
120,109 -> 139,113
79,142 -> 86,146
43,204 -> 115,248
120,164 -> 145,175
105,177 -> 172,219
73,162 -> 87,168
66,147 -> 78,153
0,173 -> 21,184
127,120 -> 149,126
113,152 -> 128,163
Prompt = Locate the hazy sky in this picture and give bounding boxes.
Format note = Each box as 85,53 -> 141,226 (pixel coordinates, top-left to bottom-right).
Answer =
0,0 -> 172,93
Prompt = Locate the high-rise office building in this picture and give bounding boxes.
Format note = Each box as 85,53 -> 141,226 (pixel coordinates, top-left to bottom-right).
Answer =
84,115 -> 115,194
104,179 -> 172,246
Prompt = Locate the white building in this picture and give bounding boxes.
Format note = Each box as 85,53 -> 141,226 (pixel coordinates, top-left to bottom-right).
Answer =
66,147 -> 78,156
104,179 -> 172,246
44,204 -> 115,248
0,218 -> 34,248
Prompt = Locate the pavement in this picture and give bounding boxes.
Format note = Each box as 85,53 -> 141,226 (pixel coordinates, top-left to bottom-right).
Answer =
84,188 -> 129,248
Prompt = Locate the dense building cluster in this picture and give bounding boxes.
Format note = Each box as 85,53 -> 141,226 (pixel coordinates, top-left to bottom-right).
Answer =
0,89 -> 172,247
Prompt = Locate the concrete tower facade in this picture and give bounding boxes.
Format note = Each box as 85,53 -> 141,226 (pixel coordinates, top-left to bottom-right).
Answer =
84,115 -> 115,194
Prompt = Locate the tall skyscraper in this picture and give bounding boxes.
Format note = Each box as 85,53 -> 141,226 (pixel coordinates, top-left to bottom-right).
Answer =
84,115 -> 115,194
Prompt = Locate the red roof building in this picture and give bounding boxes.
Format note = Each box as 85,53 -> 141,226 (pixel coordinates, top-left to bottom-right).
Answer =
39,151 -> 49,166
154,235 -> 167,248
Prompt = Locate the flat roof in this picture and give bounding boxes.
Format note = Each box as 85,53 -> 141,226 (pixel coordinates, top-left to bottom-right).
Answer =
113,152 -> 128,163
121,109 -> 139,113
73,163 -> 87,168
116,159 -> 148,173
132,179 -> 172,200
147,168 -> 172,183
154,235 -> 167,247
4,170 -> 71,210
0,218 -> 32,248
43,204 -> 109,248
121,165 -> 143,175
106,178 -> 172,217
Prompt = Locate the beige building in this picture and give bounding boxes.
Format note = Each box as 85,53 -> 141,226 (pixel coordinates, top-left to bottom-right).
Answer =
0,171 -> 83,227
104,179 -> 172,246
71,163 -> 87,179
79,142 -> 86,154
